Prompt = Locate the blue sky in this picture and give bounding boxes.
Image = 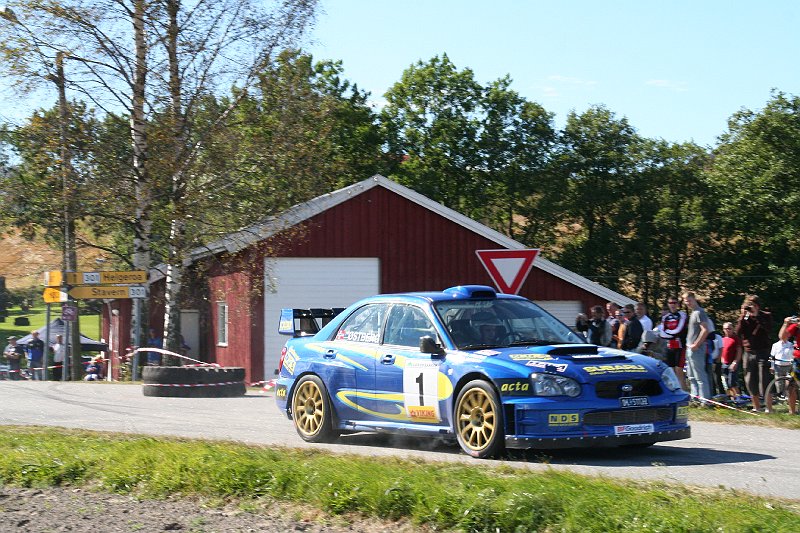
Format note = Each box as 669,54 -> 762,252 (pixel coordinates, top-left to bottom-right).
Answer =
306,0 -> 800,147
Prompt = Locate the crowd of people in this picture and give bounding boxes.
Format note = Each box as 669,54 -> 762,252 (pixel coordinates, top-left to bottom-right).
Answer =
2,331 -> 104,381
576,293 -> 799,414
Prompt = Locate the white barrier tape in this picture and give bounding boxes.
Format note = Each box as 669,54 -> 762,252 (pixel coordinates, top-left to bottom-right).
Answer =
143,381 -> 242,388
690,394 -> 761,416
6,364 -> 65,372
130,347 -> 219,367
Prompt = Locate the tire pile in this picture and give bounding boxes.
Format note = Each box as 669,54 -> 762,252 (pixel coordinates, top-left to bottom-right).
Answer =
142,366 -> 246,397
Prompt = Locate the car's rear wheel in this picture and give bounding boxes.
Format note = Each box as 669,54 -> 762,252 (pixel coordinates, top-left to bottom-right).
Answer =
291,375 -> 339,443
454,380 -> 504,458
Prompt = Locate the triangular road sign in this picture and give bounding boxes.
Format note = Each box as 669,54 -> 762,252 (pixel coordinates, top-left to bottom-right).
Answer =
476,249 -> 540,295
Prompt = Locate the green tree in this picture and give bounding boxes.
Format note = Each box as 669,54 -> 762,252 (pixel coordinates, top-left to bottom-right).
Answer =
381,54 -> 484,216
547,106 -> 641,291
707,91 -> 800,317
480,77 -> 556,238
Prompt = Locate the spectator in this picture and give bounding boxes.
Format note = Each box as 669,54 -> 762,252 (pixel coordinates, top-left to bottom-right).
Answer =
574,313 -> 589,341
719,322 -> 742,398
26,330 -> 45,380
635,302 -> 653,332
586,305 -> 612,346
620,304 -> 643,351
769,336 -> 793,404
639,329 -> 666,360
51,334 -> 65,381
735,294 -> 773,412
682,292 -> 711,405
3,336 -> 24,380
706,319 -> 725,397
606,302 -> 621,347
659,296 -> 688,391
145,328 -> 163,366
84,356 -> 103,381
777,315 -> 800,415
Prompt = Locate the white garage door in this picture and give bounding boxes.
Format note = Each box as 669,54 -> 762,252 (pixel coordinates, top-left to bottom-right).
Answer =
533,300 -> 583,329
263,257 -> 380,377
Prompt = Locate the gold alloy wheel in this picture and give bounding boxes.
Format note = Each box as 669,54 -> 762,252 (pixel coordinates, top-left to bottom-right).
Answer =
456,387 -> 496,452
293,379 -> 325,437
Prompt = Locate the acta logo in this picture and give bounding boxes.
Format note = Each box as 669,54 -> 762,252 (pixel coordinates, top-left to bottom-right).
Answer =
500,381 -> 529,393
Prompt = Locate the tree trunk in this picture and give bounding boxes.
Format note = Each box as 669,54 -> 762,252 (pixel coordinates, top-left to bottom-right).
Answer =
131,0 -> 150,357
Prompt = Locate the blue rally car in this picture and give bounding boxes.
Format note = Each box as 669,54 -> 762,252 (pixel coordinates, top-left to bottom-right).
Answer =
275,285 -> 690,458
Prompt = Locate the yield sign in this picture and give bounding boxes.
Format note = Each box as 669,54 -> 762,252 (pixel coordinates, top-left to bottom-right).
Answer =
476,249 -> 540,294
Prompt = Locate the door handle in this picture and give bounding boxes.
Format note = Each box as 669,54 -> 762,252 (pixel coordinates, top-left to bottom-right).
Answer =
382,354 -> 396,364
324,349 -> 336,359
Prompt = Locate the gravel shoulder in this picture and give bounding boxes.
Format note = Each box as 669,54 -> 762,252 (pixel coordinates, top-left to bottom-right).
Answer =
0,486 -> 420,533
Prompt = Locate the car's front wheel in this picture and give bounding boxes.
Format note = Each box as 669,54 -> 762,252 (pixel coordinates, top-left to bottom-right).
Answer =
291,375 -> 339,443
454,380 -> 504,458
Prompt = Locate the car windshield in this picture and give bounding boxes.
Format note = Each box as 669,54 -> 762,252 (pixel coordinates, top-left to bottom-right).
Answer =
434,298 -> 586,350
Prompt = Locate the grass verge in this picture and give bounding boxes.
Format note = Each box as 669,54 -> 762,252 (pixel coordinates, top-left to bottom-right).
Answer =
0,426 -> 798,532
688,403 -> 800,430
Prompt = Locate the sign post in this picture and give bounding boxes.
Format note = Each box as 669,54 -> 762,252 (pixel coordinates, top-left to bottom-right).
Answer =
476,249 -> 540,295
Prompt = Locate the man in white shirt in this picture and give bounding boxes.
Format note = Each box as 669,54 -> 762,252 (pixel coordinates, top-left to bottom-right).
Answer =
52,334 -> 65,381
635,302 -> 653,332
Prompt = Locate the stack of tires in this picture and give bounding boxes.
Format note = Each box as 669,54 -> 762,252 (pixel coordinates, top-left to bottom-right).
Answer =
142,366 -> 246,397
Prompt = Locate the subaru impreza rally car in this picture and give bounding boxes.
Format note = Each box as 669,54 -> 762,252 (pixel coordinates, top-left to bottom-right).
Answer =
275,285 -> 690,458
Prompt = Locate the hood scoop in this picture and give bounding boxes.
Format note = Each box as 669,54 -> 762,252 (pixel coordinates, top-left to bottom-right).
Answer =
546,344 -> 598,356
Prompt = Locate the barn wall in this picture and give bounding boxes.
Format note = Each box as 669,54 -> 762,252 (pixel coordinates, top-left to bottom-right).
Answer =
207,270 -> 257,380
272,186 -> 607,310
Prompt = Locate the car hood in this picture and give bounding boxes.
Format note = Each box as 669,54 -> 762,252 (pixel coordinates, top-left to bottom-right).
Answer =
484,344 -> 664,382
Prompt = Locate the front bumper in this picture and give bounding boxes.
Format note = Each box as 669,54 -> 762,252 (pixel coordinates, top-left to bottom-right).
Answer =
505,426 -> 691,449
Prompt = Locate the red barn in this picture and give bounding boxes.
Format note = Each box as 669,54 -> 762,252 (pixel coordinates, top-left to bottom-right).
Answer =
105,175 -> 633,382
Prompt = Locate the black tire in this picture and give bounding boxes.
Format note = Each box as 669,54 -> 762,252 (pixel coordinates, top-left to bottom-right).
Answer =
143,381 -> 246,398
454,379 -> 505,458
142,366 -> 246,398
764,376 -> 792,413
291,375 -> 339,443
143,366 -> 245,385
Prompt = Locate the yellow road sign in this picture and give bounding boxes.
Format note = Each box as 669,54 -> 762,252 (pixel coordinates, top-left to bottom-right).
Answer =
43,287 -> 68,303
44,271 -> 63,287
65,271 -> 148,285
68,285 -> 147,299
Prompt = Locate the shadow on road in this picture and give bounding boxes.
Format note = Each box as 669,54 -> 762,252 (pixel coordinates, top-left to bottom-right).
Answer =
336,432 -> 773,467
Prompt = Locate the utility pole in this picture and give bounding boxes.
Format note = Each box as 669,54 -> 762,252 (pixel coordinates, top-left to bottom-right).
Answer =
53,51 -> 82,380
1,8 -> 82,379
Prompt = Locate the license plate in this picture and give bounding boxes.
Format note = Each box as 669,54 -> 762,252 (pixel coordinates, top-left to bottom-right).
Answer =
620,396 -> 649,408
614,423 -> 654,435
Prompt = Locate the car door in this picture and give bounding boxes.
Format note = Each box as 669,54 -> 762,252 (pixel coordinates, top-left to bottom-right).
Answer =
376,304 -> 449,427
325,303 -> 388,421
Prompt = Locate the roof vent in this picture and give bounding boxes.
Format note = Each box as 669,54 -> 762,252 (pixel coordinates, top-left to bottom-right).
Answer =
443,285 -> 497,299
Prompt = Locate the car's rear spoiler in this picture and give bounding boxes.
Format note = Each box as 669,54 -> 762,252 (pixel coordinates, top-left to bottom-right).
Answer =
278,308 -> 345,337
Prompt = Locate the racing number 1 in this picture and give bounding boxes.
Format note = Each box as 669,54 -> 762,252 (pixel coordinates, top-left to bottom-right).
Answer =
403,360 -> 441,422
415,372 -> 424,405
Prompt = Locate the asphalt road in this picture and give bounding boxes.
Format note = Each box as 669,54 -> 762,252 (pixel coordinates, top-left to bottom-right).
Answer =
1,381 -> 796,499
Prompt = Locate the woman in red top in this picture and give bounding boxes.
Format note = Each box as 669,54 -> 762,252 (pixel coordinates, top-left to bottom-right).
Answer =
719,322 -> 742,397
777,316 -> 800,415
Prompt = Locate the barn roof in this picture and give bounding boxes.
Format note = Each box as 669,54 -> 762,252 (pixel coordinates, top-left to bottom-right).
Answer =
156,175 -> 634,305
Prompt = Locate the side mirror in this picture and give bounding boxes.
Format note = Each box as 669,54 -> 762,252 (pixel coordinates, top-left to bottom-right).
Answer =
420,336 -> 445,357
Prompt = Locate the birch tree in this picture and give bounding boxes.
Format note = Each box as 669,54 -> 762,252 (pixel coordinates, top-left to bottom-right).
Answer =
1,0 -> 318,360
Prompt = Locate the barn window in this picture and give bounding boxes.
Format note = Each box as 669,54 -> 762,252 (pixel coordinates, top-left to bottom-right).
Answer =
217,302 -> 228,346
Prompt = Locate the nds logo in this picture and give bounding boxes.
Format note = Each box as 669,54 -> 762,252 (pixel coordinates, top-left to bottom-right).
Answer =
499,380 -> 530,395
276,385 -> 288,399
548,413 -> 580,426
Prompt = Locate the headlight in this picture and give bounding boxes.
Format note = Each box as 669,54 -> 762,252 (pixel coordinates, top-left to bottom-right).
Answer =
661,367 -> 682,391
529,373 -> 581,397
